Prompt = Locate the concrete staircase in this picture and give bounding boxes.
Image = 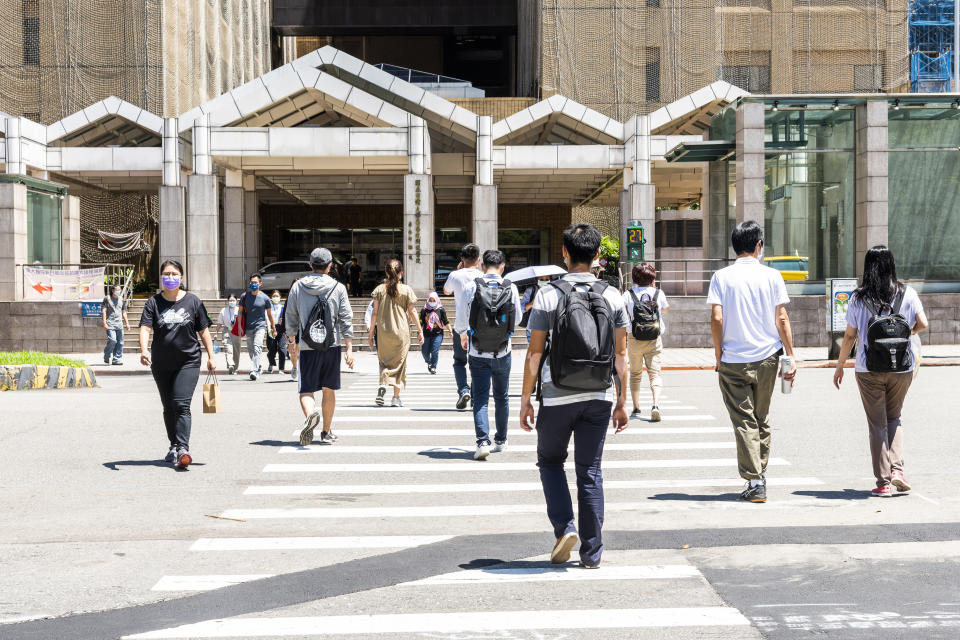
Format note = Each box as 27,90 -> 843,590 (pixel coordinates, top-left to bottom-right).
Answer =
122,296 -> 529,353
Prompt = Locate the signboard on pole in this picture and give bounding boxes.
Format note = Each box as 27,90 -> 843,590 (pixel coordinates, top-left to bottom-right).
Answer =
80,301 -> 103,318
24,267 -> 106,301
827,278 -> 859,332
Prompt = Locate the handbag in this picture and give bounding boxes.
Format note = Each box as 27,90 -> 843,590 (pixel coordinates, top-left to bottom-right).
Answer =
230,295 -> 247,337
202,372 -> 222,414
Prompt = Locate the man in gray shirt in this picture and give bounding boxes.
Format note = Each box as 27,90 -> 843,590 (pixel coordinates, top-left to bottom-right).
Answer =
520,223 -> 629,570
101,284 -> 130,365
241,273 -> 276,380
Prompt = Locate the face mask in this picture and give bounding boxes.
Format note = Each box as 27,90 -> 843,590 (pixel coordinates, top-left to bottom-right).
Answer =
228,300 -> 237,309
249,283 -> 260,292
112,290 -> 121,297
537,280 -> 549,289
161,275 -> 180,290
271,297 -> 281,304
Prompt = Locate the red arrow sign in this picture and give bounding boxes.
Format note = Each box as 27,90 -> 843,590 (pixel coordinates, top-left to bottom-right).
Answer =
32,282 -> 53,294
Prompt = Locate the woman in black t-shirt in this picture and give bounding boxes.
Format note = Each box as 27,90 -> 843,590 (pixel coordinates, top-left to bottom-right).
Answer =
138,259 -> 216,469
418,292 -> 450,375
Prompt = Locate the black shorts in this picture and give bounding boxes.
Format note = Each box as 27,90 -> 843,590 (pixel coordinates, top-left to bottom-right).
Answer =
297,346 -> 342,394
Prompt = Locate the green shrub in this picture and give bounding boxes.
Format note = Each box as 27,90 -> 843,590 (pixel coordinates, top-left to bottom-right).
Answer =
0,351 -> 87,367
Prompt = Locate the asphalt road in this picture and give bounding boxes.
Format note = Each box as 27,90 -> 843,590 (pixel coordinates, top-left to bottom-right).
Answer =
1,351 -> 958,639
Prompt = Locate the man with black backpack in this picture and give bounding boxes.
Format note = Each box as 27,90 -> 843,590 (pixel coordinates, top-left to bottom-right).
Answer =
285,248 -> 355,446
520,223 -> 629,569
456,250 -> 521,460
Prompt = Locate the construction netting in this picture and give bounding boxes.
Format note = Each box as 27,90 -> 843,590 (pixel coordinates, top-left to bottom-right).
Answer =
536,0 -> 911,121
80,192 -> 159,280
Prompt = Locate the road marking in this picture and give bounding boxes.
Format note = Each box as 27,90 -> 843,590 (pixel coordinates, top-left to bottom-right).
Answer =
289,426 -> 732,438
278,442 -> 735,454
221,496 -> 833,520
151,575 -> 272,591
124,607 -> 751,638
244,477 -> 823,495
262,458 -> 789,473
406,564 -> 701,585
189,535 -> 453,551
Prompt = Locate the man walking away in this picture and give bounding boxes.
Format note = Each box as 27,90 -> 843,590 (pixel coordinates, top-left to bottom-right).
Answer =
520,223 -> 629,569
102,284 -> 130,365
707,220 -> 797,504
443,242 -> 483,410
241,274 -> 276,380
286,248 -> 354,446
348,256 -> 363,296
456,250 -> 521,460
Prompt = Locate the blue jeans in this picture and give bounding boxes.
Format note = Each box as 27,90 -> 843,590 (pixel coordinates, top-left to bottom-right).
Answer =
469,353 -> 511,444
452,330 -> 470,395
536,400 -> 612,566
104,328 -> 124,363
421,333 -> 442,369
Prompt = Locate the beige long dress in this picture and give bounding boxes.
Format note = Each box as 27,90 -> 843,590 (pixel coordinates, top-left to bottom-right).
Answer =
371,283 -> 417,389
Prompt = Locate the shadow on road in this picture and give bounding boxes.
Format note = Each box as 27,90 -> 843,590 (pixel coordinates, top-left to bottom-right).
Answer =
793,489 -> 871,500
102,460 -> 205,471
647,492 -> 741,501
417,448 -> 475,460
249,439 -> 296,448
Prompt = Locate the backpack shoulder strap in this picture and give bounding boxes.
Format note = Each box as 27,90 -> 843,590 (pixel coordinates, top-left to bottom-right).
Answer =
551,279 -> 575,298
861,295 -> 880,317
629,289 -> 641,306
589,280 -> 609,294
891,287 -> 906,315
653,288 -> 660,302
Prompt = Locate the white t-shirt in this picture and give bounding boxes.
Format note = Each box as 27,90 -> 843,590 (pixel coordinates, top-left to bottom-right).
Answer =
454,273 -> 522,359
845,286 -> 924,373
443,266 -> 483,332
623,286 -> 670,336
706,257 -> 790,364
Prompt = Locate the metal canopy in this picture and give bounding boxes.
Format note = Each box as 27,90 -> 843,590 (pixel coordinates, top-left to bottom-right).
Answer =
664,140 -> 735,163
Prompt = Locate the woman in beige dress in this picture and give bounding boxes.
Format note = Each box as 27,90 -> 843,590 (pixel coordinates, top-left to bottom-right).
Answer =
369,259 -> 422,407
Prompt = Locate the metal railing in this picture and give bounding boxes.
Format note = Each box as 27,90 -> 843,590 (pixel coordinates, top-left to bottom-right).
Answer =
619,258 -> 734,296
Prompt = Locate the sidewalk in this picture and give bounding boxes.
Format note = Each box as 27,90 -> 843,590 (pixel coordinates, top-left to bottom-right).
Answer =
66,344 -> 960,377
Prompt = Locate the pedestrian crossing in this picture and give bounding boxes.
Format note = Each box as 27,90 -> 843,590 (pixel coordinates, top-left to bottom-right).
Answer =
140,359 -> 817,638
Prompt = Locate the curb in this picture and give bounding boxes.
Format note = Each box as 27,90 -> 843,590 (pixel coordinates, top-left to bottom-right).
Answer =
0,364 -> 98,391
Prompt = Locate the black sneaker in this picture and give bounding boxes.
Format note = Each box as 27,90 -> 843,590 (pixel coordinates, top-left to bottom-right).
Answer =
320,430 -> 338,444
739,482 -> 766,503
164,445 -> 178,463
630,408 -> 642,419
429,366 -> 437,375
456,392 -> 471,411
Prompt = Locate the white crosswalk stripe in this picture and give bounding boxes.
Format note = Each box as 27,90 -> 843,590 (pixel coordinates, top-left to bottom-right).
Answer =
147,362 -> 811,637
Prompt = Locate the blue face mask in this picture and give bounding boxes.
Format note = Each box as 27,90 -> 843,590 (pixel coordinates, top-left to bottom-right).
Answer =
228,300 -> 237,309
249,283 -> 260,292
112,290 -> 121,297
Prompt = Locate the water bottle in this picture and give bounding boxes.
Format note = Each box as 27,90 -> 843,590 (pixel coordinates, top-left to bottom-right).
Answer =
780,355 -> 793,394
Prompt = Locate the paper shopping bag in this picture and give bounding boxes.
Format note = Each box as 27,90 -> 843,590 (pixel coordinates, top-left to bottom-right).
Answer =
203,373 -> 222,414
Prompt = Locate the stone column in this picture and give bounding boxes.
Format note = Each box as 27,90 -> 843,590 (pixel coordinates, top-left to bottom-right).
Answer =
185,114 -> 220,298
5,118 -> 25,176
223,169 -> 246,291
855,100 -> 889,276
243,174 -> 260,276
472,116 -> 498,251
159,117 -> 186,272
61,194 -> 81,265
403,174 -> 434,296
621,115 -> 656,266
735,101 -> 766,226
0,182 -> 27,301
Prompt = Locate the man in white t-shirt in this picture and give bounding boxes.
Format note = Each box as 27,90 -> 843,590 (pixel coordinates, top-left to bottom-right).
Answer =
443,242 -> 483,410
706,220 -> 797,504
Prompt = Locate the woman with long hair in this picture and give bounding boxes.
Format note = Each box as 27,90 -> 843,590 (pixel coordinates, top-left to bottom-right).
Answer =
138,260 -> 217,469
369,259 -> 422,406
833,245 -> 928,497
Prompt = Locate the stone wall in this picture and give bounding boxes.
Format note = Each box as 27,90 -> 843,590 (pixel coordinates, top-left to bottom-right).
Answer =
0,302 -> 106,353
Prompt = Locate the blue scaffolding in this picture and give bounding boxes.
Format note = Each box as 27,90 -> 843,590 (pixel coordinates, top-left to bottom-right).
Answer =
909,0 -> 956,91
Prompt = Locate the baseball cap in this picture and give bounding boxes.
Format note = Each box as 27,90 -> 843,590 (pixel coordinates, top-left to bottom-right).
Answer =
310,247 -> 332,267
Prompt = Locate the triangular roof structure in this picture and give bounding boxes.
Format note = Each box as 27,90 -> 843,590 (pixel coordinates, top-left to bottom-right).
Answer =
47,97 -> 163,146
647,81 -> 749,135
491,94 -> 625,145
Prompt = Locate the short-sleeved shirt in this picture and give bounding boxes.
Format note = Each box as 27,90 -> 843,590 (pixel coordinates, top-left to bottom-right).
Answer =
443,267 -> 483,332
845,286 -> 924,373
420,306 -> 449,337
706,257 -> 790,364
241,291 -> 271,330
102,295 -> 128,330
454,274 -> 522,358
528,273 -> 629,406
623,286 -> 670,336
139,292 -> 211,370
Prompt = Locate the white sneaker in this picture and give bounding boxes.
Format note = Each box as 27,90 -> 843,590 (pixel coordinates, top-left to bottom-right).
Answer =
390,397 -> 403,408
491,440 -> 507,453
290,368 -> 298,381
474,441 -> 492,460
650,406 -> 662,422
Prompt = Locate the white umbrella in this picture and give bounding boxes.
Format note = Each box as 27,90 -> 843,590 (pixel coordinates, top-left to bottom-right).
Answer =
506,264 -> 567,284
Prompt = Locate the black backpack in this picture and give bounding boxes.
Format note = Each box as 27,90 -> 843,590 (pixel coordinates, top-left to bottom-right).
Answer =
300,286 -> 336,351
630,289 -> 661,340
541,280 -> 617,393
863,289 -> 913,373
468,278 -> 516,354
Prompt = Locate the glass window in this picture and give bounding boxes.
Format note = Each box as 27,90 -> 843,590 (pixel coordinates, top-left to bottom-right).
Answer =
765,108 -> 855,151
710,105 -> 737,141
888,107 -> 960,149
26,190 -> 62,264
763,150 -> 855,280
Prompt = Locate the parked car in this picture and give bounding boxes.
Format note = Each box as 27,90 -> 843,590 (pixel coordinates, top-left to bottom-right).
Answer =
765,256 -> 809,281
435,268 -> 453,293
257,261 -> 311,292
